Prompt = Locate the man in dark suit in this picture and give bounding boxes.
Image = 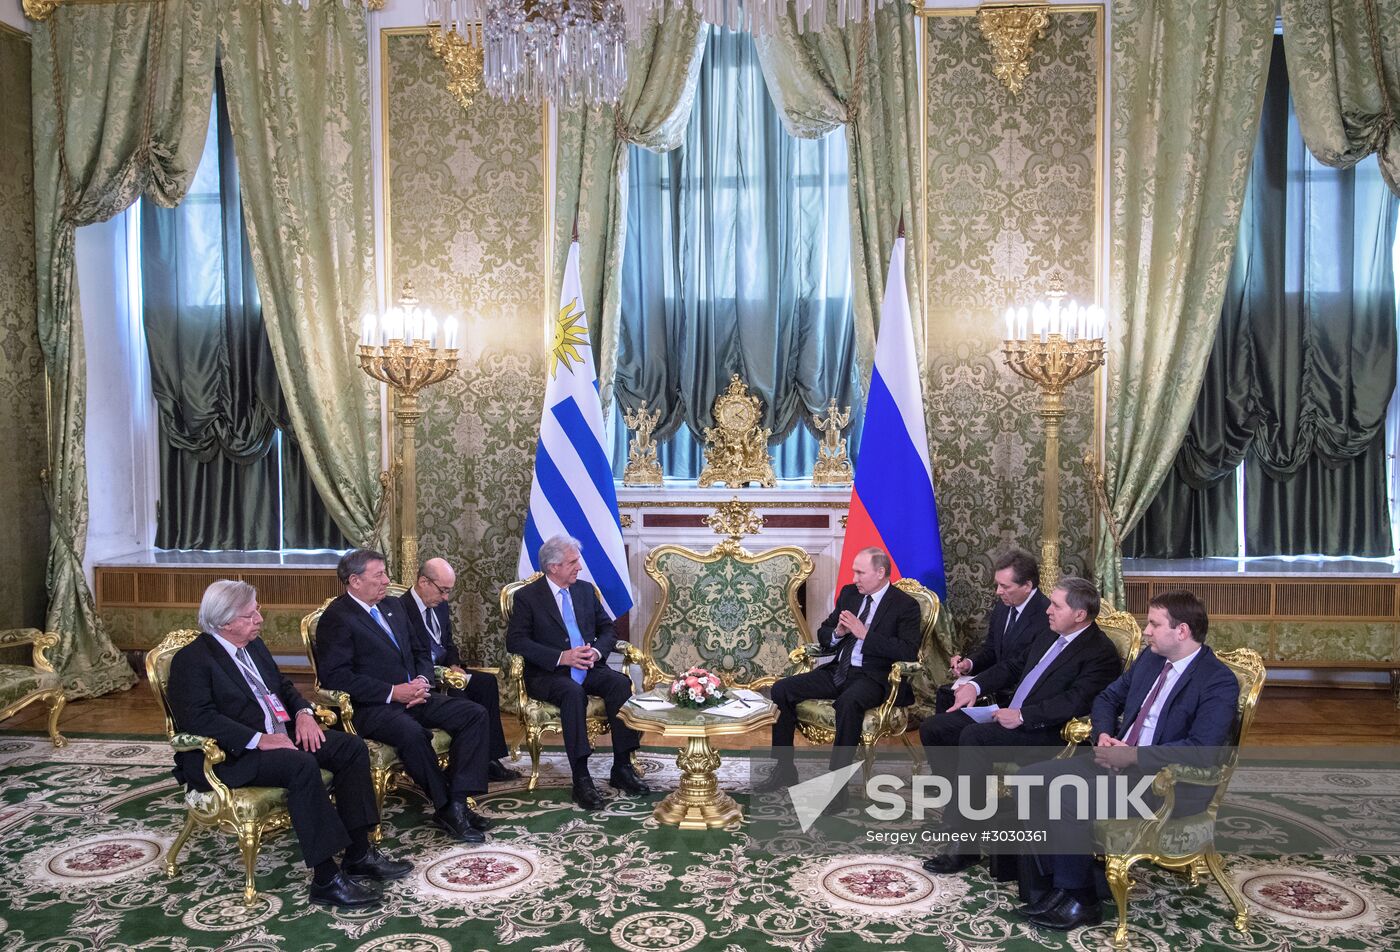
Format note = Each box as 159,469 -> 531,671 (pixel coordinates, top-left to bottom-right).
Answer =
400,557 -> 519,782
315,549 -> 491,843
939,547 -> 1051,711
166,580 -> 411,908
505,534 -> 649,810
758,547 -> 923,804
920,575 -> 1122,874
1016,590 -> 1241,931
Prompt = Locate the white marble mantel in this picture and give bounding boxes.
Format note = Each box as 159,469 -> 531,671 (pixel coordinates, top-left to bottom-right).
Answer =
616,484 -> 851,640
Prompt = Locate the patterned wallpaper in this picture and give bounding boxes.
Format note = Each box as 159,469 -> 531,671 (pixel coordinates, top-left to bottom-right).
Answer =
384,30 -> 548,667
923,10 -> 1102,646
0,26 -> 51,635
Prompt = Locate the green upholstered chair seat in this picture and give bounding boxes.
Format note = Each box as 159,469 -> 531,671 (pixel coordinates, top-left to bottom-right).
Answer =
183,769 -> 335,815
641,545 -> 813,690
0,665 -> 59,709
794,698 -> 908,739
364,728 -> 453,772
1095,812 -> 1217,858
522,695 -> 608,728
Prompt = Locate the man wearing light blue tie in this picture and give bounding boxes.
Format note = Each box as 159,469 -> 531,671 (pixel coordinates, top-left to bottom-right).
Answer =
316,549 -> 492,843
506,535 -> 649,810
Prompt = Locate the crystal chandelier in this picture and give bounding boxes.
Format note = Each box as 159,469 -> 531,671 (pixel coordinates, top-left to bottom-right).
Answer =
422,0 -> 893,107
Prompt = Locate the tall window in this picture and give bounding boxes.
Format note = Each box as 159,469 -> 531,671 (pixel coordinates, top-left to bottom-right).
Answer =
613,26 -> 860,479
137,71 -> 346,551
1127,37 -> 1400,559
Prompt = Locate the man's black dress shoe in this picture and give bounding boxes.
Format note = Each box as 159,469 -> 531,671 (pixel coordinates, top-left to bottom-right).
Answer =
921,852 -> 978,875
462,802 -> 492,831
572,777 -> 606,810
752,764 -> 798,794
1027,894 -> 1103,931
1019,887 -> 1068,918
308,870 -> 381,908
609,763 -> 652,795
488,760 -> 522,782
342,845 -> 413,881
434,803 -> 487,843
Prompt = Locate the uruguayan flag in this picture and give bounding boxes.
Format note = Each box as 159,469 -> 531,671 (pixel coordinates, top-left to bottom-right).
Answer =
517,241 -> 634,617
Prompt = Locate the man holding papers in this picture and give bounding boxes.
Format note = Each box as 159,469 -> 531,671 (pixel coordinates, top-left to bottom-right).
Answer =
919,575 -> 1122,874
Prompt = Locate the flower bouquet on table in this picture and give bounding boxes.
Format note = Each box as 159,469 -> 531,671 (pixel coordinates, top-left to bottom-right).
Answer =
669,667 -> 727,709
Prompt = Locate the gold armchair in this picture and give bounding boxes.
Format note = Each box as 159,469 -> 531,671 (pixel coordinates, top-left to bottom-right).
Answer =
146,629 -> 337,905
1059,647 -> 1267,950
300,587 -> 467,837
636,538 -> 814,691
499,573 -> 645,791
789,578 -> 942,766
0,627 -> 67,747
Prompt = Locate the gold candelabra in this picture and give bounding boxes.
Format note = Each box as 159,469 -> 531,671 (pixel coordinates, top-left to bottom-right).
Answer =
357,282 -> 459,582
1000,274 -> 1105,586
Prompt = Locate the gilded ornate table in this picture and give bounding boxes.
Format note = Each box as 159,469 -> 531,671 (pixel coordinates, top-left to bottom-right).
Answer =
618,689 -> 777,830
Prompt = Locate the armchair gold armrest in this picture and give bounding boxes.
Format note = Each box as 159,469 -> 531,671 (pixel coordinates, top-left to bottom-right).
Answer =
1060,716 -> 1093,754
618,642 -> 644,666
789,642 -> 820,674
311,705 -> 338,728
168,733 -> 236,803
0,628 -> 61,674
315,688 -> 357,734
436,666 -> 467,690
868,660 -> 920,725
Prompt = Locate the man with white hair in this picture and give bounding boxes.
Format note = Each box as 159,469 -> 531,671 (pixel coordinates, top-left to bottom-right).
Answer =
505,535 -> 649,810
166,580 -> 410,908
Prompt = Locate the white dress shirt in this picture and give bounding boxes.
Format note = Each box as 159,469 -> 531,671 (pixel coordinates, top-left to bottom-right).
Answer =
1134,646 -> 1202,746
848,582 -> 890,669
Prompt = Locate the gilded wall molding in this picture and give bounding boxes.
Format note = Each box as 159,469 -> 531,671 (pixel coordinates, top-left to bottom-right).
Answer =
976,2 -> 1051,94
426,27 -> 484,114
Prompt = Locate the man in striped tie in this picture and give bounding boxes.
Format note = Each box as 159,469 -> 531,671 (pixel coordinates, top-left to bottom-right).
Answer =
1013,590 -> 1241,931
506,535 -> 650,810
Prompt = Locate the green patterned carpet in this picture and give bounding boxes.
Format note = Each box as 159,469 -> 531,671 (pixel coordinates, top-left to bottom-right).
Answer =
1,735 -> 1398,951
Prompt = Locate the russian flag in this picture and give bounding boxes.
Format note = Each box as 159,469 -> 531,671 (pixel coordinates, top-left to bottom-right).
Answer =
837,236 -> 946,599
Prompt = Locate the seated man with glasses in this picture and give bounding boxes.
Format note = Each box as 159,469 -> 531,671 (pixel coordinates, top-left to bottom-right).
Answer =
399,557 -> 519,782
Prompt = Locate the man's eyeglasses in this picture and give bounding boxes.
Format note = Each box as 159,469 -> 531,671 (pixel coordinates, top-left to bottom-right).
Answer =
421,577 -> 454,598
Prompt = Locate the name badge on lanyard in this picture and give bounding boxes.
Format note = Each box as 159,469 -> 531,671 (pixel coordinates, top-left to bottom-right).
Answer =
265,692 -> 291,723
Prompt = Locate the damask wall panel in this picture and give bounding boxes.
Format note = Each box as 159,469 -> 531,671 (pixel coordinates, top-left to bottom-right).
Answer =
0,26 -> 51,635
384,30 -> 547,667
923,10 -> 1102,646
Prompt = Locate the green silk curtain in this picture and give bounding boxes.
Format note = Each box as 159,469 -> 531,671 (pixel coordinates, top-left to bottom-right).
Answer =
141,72 -> 348,551
217,0 -> 386,554
553,6 -> 708,412
1283,0 -> 1400,195
31,0 -> 216,696
1126,38 -> 1398,559
614,26 -> 860,475
754,0 -> 924,375
1094,0 -> 1275,605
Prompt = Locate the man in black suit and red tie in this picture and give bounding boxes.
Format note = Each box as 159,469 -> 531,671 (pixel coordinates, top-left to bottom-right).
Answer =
505,534 -> 650,811
920,575 -> 1122,874
166,580 -> 411,908
1015,590 -> 1242,931
399,557 -> 519,782
315,549 -> 491,843
758,547 -> 923,805
939,547 -> 1051,711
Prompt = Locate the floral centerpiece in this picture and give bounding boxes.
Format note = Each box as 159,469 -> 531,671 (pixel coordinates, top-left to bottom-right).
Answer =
669,667 -> 727,709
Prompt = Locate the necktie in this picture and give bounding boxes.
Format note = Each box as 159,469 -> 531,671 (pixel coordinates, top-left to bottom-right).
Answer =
1122,661 -> 1174,745
235,647 -> 287,736
424,608 -> 445,663
1008,635 -> 1069,710
559,589 -> 587,685
369,605 -> 399,649
1005,606 -> 1021,636
834,596 -> 873,687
